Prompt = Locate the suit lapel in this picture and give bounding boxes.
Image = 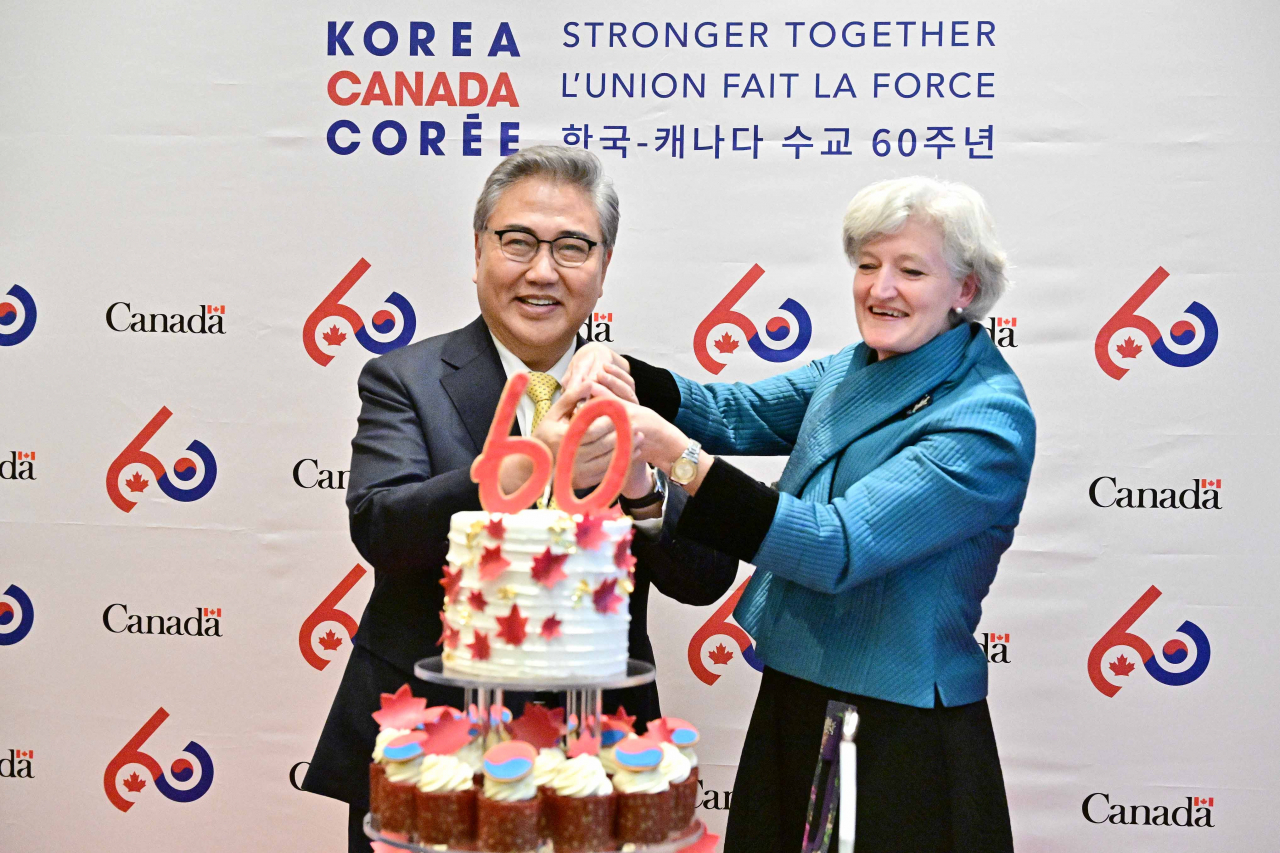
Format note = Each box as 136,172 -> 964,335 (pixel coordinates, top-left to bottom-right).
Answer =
440,317 -> 507,452
780,323 -> 973,493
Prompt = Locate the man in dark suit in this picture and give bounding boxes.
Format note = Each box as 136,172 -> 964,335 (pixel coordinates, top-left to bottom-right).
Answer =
301,145 -> 738,851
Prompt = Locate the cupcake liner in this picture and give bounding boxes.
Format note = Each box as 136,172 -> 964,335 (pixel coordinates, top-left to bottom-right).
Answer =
368,764 -> 386,821
413,787 -> 477,845
378,780 -> 417,835
546,790 -> 617,853
477,792 -> 541,852
615,788 -> 674,845
670,767 -> 699,832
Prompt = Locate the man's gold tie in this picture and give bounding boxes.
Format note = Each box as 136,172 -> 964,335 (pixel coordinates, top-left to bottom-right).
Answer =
525,372 -> 559,508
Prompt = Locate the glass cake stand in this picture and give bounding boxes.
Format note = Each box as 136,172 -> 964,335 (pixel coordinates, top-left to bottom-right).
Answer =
362,657 -> 707,853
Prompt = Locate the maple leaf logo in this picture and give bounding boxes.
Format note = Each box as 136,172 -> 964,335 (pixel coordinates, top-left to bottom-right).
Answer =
478,546 -> 511,582
713,332 -> 740,355
125,471 -> 149,493
530,548 -> 569,588
469,630 -> 491,661
317,628 -> 343,652
322,325 -> 346,347
540,614 -> 562,640
708,643 -> 734,666
495,603 -> 529,646
1109,654 -> 1136,677
593,578 -> 623,614
576,514 -> 609,551
467,590 -> 487,613
122,771 -> 147,793
1116,336 -> 1143,359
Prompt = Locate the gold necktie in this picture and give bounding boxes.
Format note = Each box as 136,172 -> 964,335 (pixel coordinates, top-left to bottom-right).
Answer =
525,372 -> 559,509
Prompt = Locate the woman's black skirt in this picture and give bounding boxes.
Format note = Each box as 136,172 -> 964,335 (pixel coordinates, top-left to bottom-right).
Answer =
724,667 -> 1014,853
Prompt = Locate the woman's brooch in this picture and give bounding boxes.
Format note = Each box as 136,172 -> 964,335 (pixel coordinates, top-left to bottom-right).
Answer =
904,394 -> 932,417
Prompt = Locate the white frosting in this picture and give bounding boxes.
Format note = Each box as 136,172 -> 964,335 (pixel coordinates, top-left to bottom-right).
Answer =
372,728 -> 410,762
679,745 -> 698,768
384,755 -> 423,785
550,754 -> 613,798
454,737 -> 484,774
443,510 -> 633,679
612,765 -> 669,795
658,742 -> 691,785
416,754 -> 474,793
484,771 -> 538,802
533,747 -> 567,787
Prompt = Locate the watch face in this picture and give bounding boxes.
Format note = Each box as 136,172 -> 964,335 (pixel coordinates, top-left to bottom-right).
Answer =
671,457 -> 696,484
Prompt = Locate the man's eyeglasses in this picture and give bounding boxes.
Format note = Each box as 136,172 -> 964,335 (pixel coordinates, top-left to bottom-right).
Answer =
492,229 -> 600,268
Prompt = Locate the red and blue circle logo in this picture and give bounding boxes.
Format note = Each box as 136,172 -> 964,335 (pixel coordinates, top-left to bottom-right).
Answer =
0,285 -> 37,347
0,583 -> 34,646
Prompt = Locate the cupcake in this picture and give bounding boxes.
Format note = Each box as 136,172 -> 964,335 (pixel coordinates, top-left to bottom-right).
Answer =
611,737 -> 673,844
532,747 -> 566,840
413,753 -> 476,845
378,733 -> 429,835
544,750 -> 616,853
649,718 -> 701,832
369,726 -> 410,823
369,684 -> 432,829
507,701 -> 570,840
478,740 -> 541,852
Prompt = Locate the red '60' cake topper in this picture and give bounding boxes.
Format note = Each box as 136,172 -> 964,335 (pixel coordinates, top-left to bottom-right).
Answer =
469,373 -> 632,515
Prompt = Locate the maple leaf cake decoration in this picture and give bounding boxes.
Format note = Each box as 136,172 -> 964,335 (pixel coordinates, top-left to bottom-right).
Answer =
575,513 -> 609,551
540,613 -> 562,640
436,620 -> 460,649
713,331 -> 740,354
467,589 -> 488,613
468,630 -> 492,661
484,516 -> 506,541
567,731 -> 600,758
478,545 -> 511,582
317,628 -> 343,652
439,565 -> 463,603
495,603 -> 529,646
530,547 -> 570,588
592,578 -> 623,614
372,684 -> 429,730
507,703 -> 566,750
420,711 -> 475,755
614,530 -> 637,574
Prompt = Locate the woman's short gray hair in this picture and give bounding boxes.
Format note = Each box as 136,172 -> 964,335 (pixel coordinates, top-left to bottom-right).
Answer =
473,145 -> 620,249
842,176 -> 1008,322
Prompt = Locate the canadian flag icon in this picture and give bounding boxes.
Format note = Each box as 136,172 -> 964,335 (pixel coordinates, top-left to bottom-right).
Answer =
206,305 -> 225,314
1201,478 -> 1221,488
17,451 -> 34,461
15,750 -> 33,759
203,607 -> 222,617
1193,796 -> 1214,807
990,633 -> 1010,643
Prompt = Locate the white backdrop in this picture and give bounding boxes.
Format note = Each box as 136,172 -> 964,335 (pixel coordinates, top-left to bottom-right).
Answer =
3,2 -> 1278,850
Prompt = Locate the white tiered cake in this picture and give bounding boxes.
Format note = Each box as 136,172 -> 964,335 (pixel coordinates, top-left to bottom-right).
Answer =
439,509 -> 635,679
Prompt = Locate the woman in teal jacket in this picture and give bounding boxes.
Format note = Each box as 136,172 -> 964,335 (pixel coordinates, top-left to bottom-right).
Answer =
567,177 -> 1034,852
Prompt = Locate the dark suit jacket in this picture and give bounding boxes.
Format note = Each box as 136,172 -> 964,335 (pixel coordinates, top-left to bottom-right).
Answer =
303,316 -> 738,806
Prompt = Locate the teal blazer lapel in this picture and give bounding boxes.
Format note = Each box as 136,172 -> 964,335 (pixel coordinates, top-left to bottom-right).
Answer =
778,323 -> 973,494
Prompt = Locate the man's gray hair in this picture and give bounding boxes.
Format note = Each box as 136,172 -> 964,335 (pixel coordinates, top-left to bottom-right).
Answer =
842,176 -> 1009,322
473,145 -> 620,248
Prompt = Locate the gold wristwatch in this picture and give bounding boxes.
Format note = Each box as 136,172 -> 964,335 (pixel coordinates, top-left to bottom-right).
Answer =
670,439 -> 702,486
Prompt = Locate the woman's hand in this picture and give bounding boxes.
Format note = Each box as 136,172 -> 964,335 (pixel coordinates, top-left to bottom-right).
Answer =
563,341 -> 629,392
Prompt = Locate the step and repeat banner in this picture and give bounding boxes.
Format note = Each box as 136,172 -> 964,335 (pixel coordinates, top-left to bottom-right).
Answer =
3,2 -> 1277,850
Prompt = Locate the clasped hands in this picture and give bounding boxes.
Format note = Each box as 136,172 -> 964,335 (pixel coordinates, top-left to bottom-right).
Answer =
496,343 -> 693,508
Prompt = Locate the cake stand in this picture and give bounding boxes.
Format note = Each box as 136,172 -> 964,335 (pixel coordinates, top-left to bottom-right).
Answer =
362,656 -> 708,853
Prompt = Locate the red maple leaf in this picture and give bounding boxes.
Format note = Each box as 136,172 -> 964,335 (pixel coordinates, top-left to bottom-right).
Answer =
484,517 -> 506,540
436,620 -> 460,649
478,546 -> 511,582
122,771 -> 147,793
372,683 -> 428,730
713,332 -> 740,354
1116,336 -> 1143,359
317,628 -> 343,652
469,630 -> 491,661
508,703 -> 566,750
540,614 -> 562,640
439,565 -> 463,603
567,732 -> 600,758
593,578 -> 623,614
495,603 -> 529,646
530,548 -> 570,588
421,713 -> 475,756
467,590 -> 487,613
576,514 -> 609,551
125,471 -> 149,493
708,643 -> 734,666
614,530 -> 637,574
1109,654 -> 1136,676
604,706 -> 636,733
322,325 -> 346,347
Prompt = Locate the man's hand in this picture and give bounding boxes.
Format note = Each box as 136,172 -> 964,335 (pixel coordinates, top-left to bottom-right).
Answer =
533,382 -> 638,491
563,342 -> 629,392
